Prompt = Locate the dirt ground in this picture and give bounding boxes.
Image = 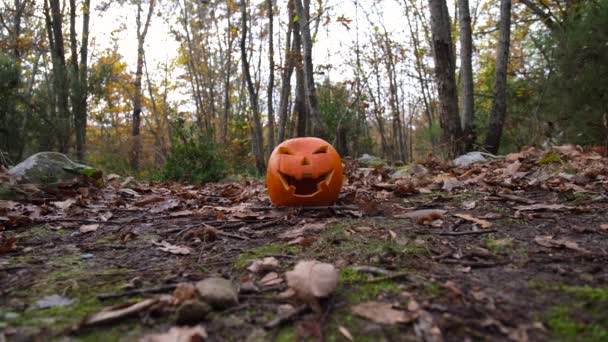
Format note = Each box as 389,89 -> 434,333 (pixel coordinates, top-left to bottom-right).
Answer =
1,147 -> 608,341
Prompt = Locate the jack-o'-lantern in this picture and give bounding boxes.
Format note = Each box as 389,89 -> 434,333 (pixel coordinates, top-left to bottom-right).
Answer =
267,137 -> 343,206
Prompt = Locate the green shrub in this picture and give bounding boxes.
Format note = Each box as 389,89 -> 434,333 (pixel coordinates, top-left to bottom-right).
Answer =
161,123 -> 226,184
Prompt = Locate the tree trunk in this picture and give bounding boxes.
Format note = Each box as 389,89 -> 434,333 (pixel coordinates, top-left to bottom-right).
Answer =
130,0 -> 155,170
266,0 -> 275,151
428,0 -> 465,158
293,0 -> 325,138
458,0 -> 475,151
71,0 -> 90,163
277,0 -> 295,143
484,0 -> 511,154
46,0 -> 71,153
222,1 -> 234,145
240,0 -> 266,175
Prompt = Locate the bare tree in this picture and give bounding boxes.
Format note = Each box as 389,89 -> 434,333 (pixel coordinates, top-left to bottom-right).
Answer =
240,0 -> 265,174
277,0 -> 295,143
266,0 -> 275,151
130,0 -> 155,170
484,0 -> 511,154
428,0 -> 464,157
458,0 -> 475,151
294,0 -> 325,137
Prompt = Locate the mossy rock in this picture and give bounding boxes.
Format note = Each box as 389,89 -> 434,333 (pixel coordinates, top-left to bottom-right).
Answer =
8,152 -> 102,185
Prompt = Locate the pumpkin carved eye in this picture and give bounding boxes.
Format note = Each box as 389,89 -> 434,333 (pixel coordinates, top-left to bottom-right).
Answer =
279,147 -> 293,155
313,146 -> 328,154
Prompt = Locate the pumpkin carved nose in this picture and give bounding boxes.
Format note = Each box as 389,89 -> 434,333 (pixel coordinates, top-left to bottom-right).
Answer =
301,157 -> 311,166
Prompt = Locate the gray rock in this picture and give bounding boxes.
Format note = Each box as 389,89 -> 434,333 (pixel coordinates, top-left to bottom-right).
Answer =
391,164 -> 429,179
195,277 -> 238,309
35,295 -> 75,309
176,300 -> 212,325
358,154 -> 385,167
9,152 -> 101,184
453,152 -> 495,167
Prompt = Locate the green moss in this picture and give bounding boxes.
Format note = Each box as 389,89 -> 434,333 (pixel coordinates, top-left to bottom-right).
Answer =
530,280 -> 608,341
538,152 -> 562,165
275,326 -> 297,342
338,268 -> 400,303
234,242 -> 300,269
484,236 -> 514,254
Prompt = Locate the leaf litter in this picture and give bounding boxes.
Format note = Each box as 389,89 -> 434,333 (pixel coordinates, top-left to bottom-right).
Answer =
1,145 -> 608,340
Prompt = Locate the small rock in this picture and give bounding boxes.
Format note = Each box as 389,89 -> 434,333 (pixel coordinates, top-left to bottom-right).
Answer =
176,300 -> 212,326
35,295 -> 75,309
9,152 -> 101,184
358,154 -> 385,167
195,277 -> 238,309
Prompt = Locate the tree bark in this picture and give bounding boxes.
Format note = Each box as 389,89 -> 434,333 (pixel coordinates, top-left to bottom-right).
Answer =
484,0 -> 511,154
46,0 -> 71,153
130,0 -> 155,170
266,0 -> 275,151
222,1 -> 234,145
428,0 -> 465,158
277,0 -> 295,143
458,0 -> 475,151
293,0 -> 325,138
240,0 -> 266,175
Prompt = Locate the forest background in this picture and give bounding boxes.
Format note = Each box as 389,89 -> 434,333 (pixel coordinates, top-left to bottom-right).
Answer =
0,0 -> 606,182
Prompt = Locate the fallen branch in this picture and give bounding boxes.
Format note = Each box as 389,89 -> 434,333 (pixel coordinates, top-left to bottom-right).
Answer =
427,229 -> 497,236
351,265 -> 394,276
97,284 -> 178,300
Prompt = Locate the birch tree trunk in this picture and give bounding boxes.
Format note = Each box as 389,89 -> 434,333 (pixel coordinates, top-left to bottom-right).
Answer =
428,0 -> 465,157
240,0 -> 266,174
458,0 -> 475,152
484,0 -> 511,154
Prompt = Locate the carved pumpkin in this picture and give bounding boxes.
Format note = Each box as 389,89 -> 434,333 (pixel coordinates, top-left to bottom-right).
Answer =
267,137 -> 343,207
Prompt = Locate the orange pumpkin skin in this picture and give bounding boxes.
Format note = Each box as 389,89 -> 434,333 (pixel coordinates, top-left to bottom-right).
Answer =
267,137 -> 343,207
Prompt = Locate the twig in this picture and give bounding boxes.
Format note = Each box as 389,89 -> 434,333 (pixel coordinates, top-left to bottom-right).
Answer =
495,193 -> 536,204
217,231 -> 250,240
97,284 -> 178,300
417,229 -> 497,236
265,305 -> 309,329
440,259 -> 509,268
351,265 -> 394,276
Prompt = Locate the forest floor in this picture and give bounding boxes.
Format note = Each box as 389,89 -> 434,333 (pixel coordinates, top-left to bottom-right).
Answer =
1,146 -> 608,342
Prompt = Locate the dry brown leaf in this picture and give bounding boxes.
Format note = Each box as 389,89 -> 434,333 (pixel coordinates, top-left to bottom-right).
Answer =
247,257 -> 280,274
133,196 -> 165,207
351,301 -> 417,324
52,198 -> 76,210
514,204 -> 567,212
82,298 -> 158,327
454,213 -> 493,228
534,235 -> 589,253
278,222 -> 328,240
79,224 -> 99,233
259,272 -> 283,286
600,224 -> 608,232
153,241 -> 191,255
140,326 -> 207,342
285,260 -> 338,299
395,209 -> 447,220
338,326 -> 354,341
173,283 -> 198,304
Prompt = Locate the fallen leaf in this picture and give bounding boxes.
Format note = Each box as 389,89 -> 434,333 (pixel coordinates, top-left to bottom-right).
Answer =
278,222 -> 327,240
259,272 -> 283,286
79,224 -> 99,233
351,301 -> 416,324
0,234 -> 17,254
35,295 -> 75,309
394,209 -> 447,219
140,325 -> 208,342
514,204 -> 567,212
153,241 -> 191,255
454,213 -> 493,228
462,201 -> 477,210
173,283 -> 198,304
286,260 -> 338,298
600,224 -> 608,232
82,298 -> 158,327
52,198 -> 76,210
149,199 -> 181,213
534,235 -> 589,253
247,257 -> 280,274
338,326 -> 354,341
133,196 -> 165,207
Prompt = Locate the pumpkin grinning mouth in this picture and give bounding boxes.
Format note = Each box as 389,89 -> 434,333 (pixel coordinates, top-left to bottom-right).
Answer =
278,170 -> 334,197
